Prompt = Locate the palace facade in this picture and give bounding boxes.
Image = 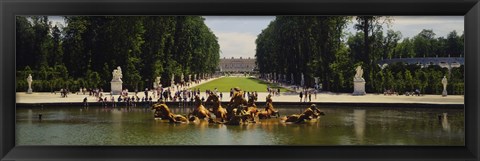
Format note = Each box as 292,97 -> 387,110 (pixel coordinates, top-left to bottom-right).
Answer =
218,57 -> 256,73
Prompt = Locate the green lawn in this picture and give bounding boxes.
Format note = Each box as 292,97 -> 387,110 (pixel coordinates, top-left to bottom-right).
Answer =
191,77 -> 291,92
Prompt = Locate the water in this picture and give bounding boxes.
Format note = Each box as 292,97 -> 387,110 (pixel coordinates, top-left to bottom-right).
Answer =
16,105 -> 464,145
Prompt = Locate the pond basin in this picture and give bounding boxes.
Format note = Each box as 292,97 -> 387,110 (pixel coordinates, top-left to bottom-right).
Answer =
16,105 -> 464,145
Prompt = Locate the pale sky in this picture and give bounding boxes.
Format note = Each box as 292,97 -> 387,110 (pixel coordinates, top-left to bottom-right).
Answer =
49,16 -> 464,59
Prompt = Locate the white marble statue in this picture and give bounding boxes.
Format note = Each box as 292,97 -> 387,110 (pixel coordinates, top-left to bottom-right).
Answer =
110,66 -> 123,95
181,73 -> 184,82
27,74 -> 32,88
442,76 -> 448,89
153,76 -> 161,88
27,74 -> 33,93
354,66 -> 364,80
171,74 -> 175,85
188,74 -> 191,82
353,65 -> 366,95
112,66 -> 123,81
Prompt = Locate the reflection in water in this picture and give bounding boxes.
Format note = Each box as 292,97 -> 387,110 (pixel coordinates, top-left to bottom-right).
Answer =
27,109 -> 33,124
440,113 -> 451,132
15,106 -> 464,145
195,120 -> 209,131
353,109 -> 366,143
111,108 -> 123,144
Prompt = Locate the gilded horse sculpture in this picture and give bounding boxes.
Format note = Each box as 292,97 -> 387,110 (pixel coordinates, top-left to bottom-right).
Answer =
151,101 -> 188,123
242,95 -> 259,123
258,95 -> 280,119
205,93 -> 228,122
188,95 -> 212,120
208,88 -> 253,125
282,104 -> 325,124
226,87 -> 248,120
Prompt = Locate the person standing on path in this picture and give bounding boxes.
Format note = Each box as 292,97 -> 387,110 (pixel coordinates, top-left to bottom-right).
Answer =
144,88 -> 149,99
304,91 -> 308,102
309,92 -> 312,102
83,97 -> 88,107
299,91 -> 303,102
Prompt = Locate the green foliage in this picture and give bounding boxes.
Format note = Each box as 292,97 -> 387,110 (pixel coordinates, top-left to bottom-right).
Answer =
404,70 -> 414,90
16,16 -> 220,92
255,16 -> 350,90
394,38 -> 415,58
329,45 -> 354,92
374,64 -> 461,95
87,70 -> 101,89
394,72 -> 405,93
256,16 -> 464,95
413,29 -> 436,57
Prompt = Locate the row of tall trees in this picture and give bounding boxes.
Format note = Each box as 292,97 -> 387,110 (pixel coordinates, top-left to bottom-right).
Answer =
391,29 -> 464,59
256,16 -> 350,91
16,16 -> 220,92
255,16 -> 464,94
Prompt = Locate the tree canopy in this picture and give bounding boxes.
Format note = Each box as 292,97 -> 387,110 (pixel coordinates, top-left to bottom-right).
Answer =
255,16 -> 464,94
16,16 -> 220,92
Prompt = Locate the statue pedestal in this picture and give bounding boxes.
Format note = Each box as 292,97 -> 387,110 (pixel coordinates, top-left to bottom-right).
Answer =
27,88 -> 32,94
442,89 -> 448,97
111,80 -> 123,95
353,79 -> 366,96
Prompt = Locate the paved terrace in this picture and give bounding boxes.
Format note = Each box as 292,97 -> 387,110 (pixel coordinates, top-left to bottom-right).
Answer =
16,77 -> 464,107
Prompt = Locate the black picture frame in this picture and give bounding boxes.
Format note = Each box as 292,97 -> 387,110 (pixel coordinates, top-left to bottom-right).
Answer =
1,0 -> 479,160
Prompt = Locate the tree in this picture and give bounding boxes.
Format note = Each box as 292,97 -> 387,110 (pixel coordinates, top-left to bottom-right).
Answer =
404,70 -> 414,91
395,72 -> 405,93
382,30 -> 402,59
394,38 -> 415,58
17,16 -> 220,92
255,16 -> 349,90
446,30 -> 463,57
140,16 -> 176,87
413,29 -> 436,57
50,25 -> 63,66
354,16 -> 392,91
329,44 -> 353,92
16,17 -> 35,69
31,16 -> 54,68
62,16 -> 89,78
384,69 -> 394,91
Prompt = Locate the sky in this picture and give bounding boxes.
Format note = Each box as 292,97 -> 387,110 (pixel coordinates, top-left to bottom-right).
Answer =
49,16 -> 464,59
203,16 -> 275,59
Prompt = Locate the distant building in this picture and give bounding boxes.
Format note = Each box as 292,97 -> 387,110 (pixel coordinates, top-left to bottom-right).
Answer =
218,57 -> 256,73
377,57 -> 464,70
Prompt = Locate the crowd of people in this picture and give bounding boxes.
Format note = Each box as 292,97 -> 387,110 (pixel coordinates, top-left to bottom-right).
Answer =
266,85 -> 281,96
57,87 -> 104,98
79,85 -> 270,109
58,88 -> 69,98
299,89 -> 317,103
